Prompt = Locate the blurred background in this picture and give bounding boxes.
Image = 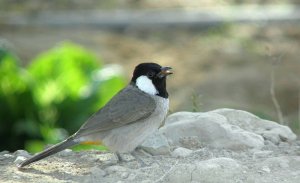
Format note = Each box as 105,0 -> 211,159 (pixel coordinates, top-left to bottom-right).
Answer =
1,0 -> 300,153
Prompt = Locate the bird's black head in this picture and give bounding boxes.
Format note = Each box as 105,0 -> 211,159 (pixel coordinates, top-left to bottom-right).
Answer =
131,63 -> 173,98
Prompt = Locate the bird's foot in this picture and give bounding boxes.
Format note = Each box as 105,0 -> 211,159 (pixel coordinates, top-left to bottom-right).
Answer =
115,150 -> 151,167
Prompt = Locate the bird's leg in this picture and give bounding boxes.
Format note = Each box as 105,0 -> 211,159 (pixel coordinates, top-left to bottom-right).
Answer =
116,150 -> 151,167
130,149 -> 150,167
115,152 -> 123,163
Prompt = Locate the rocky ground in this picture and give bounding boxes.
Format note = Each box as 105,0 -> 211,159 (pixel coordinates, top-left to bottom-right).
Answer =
1,109 -> 300,183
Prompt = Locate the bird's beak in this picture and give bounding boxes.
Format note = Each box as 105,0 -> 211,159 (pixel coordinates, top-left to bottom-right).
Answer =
157,66 -> 173,78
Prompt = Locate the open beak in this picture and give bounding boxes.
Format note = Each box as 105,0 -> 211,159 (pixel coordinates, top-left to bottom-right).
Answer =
157,66 -> 173,78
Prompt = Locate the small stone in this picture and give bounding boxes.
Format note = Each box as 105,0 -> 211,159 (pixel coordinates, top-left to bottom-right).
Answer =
14,150 -> 31,158
139,130 -> 170,155
179,136 -> 202,149
3,154 -> 14,158
14,156 -> 27,164
117,153 -> 135,162
12,175 -> 21,179
171,147 -> 193,158
82,152 -> 118,165
261,166 -> 271,173
121,172 -> 129,179
58,149 -> 72,157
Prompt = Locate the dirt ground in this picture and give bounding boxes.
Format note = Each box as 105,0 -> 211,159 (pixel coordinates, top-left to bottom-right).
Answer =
1,140 -> 300,183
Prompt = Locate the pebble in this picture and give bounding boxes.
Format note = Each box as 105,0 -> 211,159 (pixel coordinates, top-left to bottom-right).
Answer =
261,166 -> 271,173
81,153 -> 118,165
3,154 -> 14,158
121,172 -> 129,179
12,175 -> 21,179
171,147 -> 193,158
117,153 -> 136,162
13,150 -> 31,158
58,149 -> 73,157
14,156 -> 27,164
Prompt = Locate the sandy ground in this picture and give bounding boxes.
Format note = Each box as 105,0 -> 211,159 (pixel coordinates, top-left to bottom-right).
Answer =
1,140 -> 300,183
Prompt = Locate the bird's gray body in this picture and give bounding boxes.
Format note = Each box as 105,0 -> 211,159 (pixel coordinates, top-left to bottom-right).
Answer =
18,63 -> 172,168
76,84 -> 169,152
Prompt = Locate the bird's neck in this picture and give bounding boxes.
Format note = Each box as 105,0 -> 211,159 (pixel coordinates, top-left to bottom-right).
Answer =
131,77 -> 168,99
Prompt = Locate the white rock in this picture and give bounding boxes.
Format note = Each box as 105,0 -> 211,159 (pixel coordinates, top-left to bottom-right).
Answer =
139,130 -> 170,155
116,153 -> 135,162
58,149 -> 72,157
210,108 -> 297,144
12,175 -> 21,179
3,154 -> 14,158
161,111 -> 264,150
14,156 -> 27,164
261,166 -> 271,173
121,172 -> 129,179
171,147 -> 193,158
14,150 -> 31,158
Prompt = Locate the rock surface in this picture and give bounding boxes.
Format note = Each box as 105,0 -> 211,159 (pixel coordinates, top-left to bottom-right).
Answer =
139,130 -> 170,155
1,109 -> 299,183
171,147 -> 193,158
160,111 -> 265,150
210,109 -> 297,144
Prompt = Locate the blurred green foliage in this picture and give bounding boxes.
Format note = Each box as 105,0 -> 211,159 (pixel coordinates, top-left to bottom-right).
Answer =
0,42 -> 125,152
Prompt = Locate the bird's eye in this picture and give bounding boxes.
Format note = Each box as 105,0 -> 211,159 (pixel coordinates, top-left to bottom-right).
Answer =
147,72 -> 155,78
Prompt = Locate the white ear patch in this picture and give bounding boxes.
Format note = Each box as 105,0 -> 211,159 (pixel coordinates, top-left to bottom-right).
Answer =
136,76 -> 158,95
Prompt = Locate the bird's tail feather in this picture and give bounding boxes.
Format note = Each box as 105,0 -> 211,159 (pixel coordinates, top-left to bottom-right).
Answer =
17,137 -> 78,168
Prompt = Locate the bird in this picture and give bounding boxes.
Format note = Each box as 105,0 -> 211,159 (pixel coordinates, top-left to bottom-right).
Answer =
18,62 -> 173,168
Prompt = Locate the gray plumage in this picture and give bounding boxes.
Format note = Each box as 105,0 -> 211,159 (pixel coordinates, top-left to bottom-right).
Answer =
75,84 -> 157,137
79,85 -> 169,152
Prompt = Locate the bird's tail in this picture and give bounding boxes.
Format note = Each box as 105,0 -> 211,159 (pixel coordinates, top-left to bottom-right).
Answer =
17,137 -> 78,168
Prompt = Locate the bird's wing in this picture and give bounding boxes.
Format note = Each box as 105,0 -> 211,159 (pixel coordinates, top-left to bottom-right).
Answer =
74,85 -> 156,138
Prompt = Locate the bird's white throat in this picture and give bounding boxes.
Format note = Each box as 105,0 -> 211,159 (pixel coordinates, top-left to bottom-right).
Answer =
136,76 -> 158,95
